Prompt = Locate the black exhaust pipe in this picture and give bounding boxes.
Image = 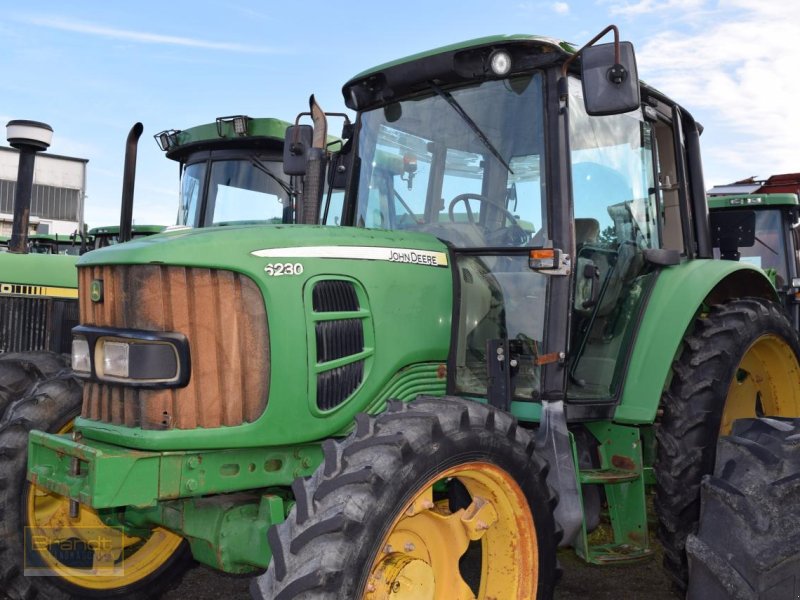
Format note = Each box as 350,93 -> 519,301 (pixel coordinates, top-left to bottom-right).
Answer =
6,120 -> 52,254
300,96 -> 328,225
119,122 -> 144,243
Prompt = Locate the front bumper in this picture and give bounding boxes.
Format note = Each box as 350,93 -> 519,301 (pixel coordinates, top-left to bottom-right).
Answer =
27,430 -> 322,509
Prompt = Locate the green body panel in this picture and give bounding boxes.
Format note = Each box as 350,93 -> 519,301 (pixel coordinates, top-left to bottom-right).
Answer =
128,494 -> 284,573
27,429 -> 322,509
615,259 -> 774,423
708,193 -> 799,209
76,225 -> 452,450
0,252 -> 77,289
346,34 -> 574,83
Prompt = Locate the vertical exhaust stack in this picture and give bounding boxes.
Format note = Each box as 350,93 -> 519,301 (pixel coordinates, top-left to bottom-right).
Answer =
300,96 -> 328,225
6,120 -> 53,254
119,123 -> 144,243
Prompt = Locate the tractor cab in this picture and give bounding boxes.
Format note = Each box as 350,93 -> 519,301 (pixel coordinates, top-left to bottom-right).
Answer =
27,232 -> 81,255
86,224 -> 166,249
293,30 -> 709,419
155,116 -> 295,228
708,193 -> 800,328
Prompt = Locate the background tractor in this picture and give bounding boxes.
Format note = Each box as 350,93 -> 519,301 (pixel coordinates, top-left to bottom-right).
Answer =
708,177 -> 800,330
0,113 -> 298,600
8,27 -> 800,600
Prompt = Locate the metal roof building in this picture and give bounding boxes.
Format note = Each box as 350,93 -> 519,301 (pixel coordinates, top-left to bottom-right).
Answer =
0,146 -> 88,236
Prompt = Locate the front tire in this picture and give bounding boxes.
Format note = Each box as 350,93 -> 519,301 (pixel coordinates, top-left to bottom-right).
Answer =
0,358 -> 192,599
654,298 -> 800,590
253,396 -> 559,599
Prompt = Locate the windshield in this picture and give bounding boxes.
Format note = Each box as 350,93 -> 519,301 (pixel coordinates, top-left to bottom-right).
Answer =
713,208 -> 790,286
353,74 -> 547,248
178,158 -> 291,227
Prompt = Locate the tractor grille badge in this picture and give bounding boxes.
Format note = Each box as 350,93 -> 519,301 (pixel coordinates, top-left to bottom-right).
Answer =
90,279 -> 104,303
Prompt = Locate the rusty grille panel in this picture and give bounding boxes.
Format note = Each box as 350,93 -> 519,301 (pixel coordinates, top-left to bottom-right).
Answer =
79,265 -> 269,430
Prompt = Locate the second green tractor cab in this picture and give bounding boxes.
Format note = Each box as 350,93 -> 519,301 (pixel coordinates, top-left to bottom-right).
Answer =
10,27 -> 800,600
708,185 -> 800,330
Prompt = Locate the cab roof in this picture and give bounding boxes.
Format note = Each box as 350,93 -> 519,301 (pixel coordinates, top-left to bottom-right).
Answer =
163,117 -> 291,162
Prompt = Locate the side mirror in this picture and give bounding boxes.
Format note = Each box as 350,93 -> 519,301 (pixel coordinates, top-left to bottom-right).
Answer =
581,41 -> 640,116
283,124 -> 313,176
710,210 -> 756,261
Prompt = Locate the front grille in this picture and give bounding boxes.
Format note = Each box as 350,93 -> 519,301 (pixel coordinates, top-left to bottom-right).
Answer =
0,296 -> 78,354
79,265 -> 269,430
311,279 -> 366,411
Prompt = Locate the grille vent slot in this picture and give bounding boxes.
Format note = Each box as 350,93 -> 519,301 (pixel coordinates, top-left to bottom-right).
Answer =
316,319 -> 364,363
317,361 -> 365,411
313,280 -> 359,312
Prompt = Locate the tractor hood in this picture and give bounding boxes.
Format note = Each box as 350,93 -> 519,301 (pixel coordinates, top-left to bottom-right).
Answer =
76,224 -> 452,271
0,252 -> 78,290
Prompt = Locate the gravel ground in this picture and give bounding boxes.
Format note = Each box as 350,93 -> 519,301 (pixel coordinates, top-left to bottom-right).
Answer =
162,547 -> 676,599
2,529 -> 676,599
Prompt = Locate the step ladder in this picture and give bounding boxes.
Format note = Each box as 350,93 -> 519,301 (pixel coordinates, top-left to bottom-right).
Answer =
572,422 -> 653,564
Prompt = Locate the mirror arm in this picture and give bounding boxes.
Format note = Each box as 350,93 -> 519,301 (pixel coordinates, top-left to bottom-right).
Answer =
560,23 -> 621,79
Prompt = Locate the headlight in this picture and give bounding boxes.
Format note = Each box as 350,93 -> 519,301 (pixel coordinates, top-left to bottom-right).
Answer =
101,341 -> 130,378
489,50 -> 512,76
71,326 -> 190,388
71,338 -> 91,374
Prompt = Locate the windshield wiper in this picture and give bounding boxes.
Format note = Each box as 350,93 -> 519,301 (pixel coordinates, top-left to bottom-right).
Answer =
754,235 -> 779,256
249,156 -> 296,199
428,81 -> 513,175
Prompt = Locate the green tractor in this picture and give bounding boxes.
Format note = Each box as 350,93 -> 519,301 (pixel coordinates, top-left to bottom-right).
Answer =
708,192 -> 800,330
0,121 -> 81,361
7,27 -> 800,600
0,113 -> 297,599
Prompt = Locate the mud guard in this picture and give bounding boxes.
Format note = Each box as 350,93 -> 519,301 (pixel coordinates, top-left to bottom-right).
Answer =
535,399 -> 582,546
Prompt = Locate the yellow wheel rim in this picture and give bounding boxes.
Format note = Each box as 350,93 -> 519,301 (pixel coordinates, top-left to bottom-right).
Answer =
722,333 -> 800,434
25,420 -> 184,590
363,461 -> 538,600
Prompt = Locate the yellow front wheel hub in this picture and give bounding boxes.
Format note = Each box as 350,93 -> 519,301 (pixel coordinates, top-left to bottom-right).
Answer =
364,461 -> 538,600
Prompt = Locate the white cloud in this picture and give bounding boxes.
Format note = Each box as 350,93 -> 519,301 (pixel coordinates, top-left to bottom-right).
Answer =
635,1 -> 800,183
608,0 -> 706,17
20,15 -> 287,54
553,2 -> 570,14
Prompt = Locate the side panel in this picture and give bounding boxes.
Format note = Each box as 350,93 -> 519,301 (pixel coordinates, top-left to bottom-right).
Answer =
614,259 -> 776,423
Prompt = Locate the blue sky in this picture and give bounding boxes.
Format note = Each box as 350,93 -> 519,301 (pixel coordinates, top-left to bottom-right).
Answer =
0,0 -> 797,227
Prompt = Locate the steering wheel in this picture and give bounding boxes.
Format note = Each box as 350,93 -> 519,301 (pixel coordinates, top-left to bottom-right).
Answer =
447,193 -> 529,245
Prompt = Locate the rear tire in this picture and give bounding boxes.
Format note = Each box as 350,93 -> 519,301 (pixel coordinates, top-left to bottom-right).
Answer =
253,396 -> 560,599
0,351 -> 69,417
654,298 -> 800,590
0,361 -> 192,599
687,417 -> 800,599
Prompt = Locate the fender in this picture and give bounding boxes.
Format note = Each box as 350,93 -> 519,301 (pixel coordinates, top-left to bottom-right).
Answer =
614,259 -> 776,423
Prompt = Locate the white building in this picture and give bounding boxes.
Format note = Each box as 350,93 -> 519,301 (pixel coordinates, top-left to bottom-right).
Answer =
0,146 -> 88,236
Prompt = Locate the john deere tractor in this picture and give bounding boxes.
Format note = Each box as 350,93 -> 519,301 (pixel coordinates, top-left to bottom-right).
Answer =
8,27 -> 800,599
708,192 -> 800,330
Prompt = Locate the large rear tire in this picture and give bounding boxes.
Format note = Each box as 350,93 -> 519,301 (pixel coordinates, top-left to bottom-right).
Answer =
654,298 -> 800,590
253,396 -> 560,599
0,358 -> 192,599
687,417 -> 800,599
0,351 -> 69,417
